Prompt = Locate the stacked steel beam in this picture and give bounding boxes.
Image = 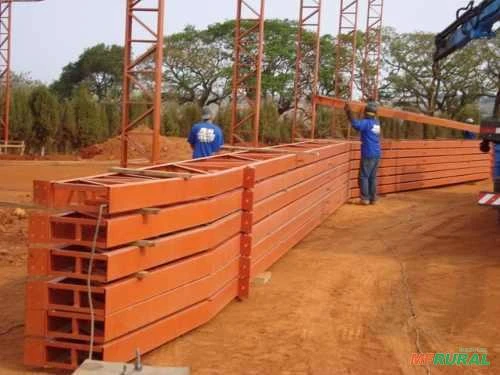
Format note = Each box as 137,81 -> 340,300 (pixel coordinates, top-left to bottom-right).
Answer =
24,141 -> 353,370
350,140 -> 490,197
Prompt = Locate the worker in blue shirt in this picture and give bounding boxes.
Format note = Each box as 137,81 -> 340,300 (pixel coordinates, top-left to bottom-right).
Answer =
345,101 -> 381,205
463,118 -> 476,140
188,107 -> 224,159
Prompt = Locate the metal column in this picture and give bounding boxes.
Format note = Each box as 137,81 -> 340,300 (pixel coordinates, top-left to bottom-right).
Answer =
332,0 -> 359,138
292,0 -> 322,141
230,0 -> 265,146
121,0 -> 165,167
362,0 -> 384,101
0,0 -> 12,145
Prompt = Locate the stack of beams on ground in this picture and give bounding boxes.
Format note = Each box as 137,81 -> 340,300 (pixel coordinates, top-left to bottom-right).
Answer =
350,140 -> 490,198
24,141 -> 353,370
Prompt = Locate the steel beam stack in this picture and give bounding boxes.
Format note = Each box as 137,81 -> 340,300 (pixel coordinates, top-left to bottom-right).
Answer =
24,141 -> 353,370
350,140 -> 490,197
23,140 -> 490,370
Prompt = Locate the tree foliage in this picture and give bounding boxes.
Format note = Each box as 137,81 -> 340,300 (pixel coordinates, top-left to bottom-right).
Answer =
52,44 -> 124,100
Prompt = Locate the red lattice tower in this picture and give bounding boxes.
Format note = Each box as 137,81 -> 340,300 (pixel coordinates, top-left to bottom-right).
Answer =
332,0 -> 359,137
334,0 -> 359,100
230,0 -> 265,146
292,0 -> 322,141
0,0 -> 44,145
121,0 -> 165,167
362,0 -> 384,101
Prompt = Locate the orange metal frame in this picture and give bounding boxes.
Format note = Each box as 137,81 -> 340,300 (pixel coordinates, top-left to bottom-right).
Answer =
120,0 -> 165,167
230,0 -> 265,146
314,95 -> 481,133
292,0 -> 322,141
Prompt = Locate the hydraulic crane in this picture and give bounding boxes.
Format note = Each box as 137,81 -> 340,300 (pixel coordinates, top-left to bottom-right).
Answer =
434,0 -> 500,211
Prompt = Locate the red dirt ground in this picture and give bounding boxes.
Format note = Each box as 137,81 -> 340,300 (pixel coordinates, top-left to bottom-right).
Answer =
80,127 -> 192,162
0,161 -> 499,374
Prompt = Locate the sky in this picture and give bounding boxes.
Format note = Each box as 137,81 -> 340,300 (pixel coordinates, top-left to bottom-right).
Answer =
12,0 -> 472,83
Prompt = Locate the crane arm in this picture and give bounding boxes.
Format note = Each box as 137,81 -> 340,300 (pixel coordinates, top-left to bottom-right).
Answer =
434,0 -> 500,62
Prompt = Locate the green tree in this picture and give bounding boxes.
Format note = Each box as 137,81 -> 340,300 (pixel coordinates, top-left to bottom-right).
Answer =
29,86 -> 59,154
73,85 -> 101,147
52,44 -> 124,100
10,86 -> 33,142
57,100 -> 77,152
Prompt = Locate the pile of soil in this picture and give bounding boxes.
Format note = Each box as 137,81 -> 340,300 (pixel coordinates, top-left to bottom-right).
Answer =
80,126 -> 192,162
0,208 -> 28,266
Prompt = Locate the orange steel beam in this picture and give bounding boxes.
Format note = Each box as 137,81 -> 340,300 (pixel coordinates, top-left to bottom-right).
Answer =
361,0 -> 384,100
27,237 -> 240,318
33,142 -> 350,214
29,189 -> 245,249
230,0 -> 265,146
27,212 -> 243,283
314,95 -> 480,133
292,0 -> 322,141
24,279 -> 238,370
0,0 -> 12,145
121,0 -> 165,167
251,180 -> 349,277
28,240 -> 240,342
350,173 -> 490,198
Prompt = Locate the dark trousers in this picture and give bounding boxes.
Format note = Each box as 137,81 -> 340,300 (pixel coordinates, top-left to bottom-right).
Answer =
359,158 -> 380,202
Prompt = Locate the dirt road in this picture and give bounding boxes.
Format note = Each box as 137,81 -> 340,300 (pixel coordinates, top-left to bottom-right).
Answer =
0,161 -> 498,374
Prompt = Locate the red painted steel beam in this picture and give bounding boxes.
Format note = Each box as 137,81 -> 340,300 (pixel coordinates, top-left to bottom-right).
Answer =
33,143 -> 351,214
292,0 -> 322,141
27,212 -> 243,282
254,160 -> 350,223
29,189 -> 244,249
0,0 -> 12,145
24,279 -> 238,370
35,252 -> 240,343
350,172 -> 490,198
314,95 -> 481,133
349,161 -> 490,179
121,0 -> 165,167
230,0 -> 265,146
251,181 -> 349,277
26,235 -> 240,317
334,0 -> 359,101
252,174 -> 350,262
361,0 -> 384,100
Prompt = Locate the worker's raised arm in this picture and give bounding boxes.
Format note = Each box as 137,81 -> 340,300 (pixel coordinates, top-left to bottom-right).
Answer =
344,103 -> 365,131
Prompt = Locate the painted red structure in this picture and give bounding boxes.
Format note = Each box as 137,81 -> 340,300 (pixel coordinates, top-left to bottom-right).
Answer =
0,0 -> 44,146
120,0 -> 165,167
230,0 -> 265,146
334,0 -> 359,101
292,0 -> 322,141
362,0 -> 384,100
332,0 -> 359,138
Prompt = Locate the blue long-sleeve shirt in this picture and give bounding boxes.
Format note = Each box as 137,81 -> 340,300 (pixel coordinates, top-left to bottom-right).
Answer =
351,118 -> 381,159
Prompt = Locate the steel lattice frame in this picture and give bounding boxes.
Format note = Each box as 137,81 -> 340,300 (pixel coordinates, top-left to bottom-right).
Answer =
0,0 -> 12,145
292,0 -> 322,141
230,0 -> 265,146
362,0 -> 384,101
332,0 -> 359,138
121,0 -> 165,167
334,0 -> 359,100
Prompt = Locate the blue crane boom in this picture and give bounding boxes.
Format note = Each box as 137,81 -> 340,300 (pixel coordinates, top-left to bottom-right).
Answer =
434,0 -> 500,62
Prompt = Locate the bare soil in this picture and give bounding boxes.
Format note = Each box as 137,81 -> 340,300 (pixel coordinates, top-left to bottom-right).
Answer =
0,161 -> 498,374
